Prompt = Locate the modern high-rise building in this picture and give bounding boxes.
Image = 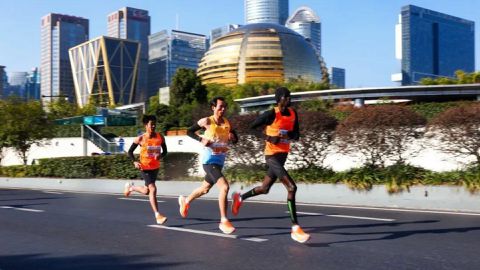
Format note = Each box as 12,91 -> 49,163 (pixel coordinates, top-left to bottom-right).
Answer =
148,30 -> 207,94
211,24 -> 242,43
0,66 -> 5,98
286,6 -> 321,56
393,5 -> 475,85
107,7 -> 150,102
69,36 -> 140,108
7,71 -> 28,98
245,0 -> 289,25
329,67 -> 346,89
25,68 -> 41,100
40,13 -> 89,103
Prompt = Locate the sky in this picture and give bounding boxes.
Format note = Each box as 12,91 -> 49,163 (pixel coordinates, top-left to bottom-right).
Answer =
0,0 -> 478,88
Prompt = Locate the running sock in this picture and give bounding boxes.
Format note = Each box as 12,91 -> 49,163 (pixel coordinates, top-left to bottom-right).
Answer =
220,217 -> 228,222
241,188 -> 256,201
287,199 -> 298,224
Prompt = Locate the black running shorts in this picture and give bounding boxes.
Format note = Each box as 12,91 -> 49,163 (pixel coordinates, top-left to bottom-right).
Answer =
141,169 -> 159,186
202,164 -> 224,185
266,152 -> 289,180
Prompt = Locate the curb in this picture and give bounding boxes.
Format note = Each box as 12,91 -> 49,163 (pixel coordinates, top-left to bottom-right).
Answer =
1,177 -> 479,213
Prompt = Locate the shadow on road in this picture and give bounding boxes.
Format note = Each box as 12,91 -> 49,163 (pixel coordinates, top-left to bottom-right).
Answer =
0,253 -> 191,270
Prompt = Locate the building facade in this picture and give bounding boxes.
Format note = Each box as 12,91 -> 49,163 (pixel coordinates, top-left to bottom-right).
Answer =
69,36 -> 140,108
107,7 -> 150,102
285,6 -> 321,56
40,13 -> 89,103
25,68 -> 41,100
197,23 -> 324,86
211,24 -> 242,43
329,67 -> 346,89
394,5 -> 475,85
245,0 -> 289,25
0,66 -> 5,98
148,30 -> 207,93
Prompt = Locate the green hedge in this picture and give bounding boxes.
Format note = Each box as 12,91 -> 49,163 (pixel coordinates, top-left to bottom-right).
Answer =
0,153 -> 198,180
223,164 -> 480,193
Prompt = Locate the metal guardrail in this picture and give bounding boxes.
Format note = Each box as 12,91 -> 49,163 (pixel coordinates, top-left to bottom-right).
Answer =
83,125 -> 122,154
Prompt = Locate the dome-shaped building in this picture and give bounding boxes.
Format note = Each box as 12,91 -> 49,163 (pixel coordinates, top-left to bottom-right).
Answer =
197,23 -> 324,86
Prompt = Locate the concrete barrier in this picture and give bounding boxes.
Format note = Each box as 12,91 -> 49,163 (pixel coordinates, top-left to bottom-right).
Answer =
1,177 -> 479,213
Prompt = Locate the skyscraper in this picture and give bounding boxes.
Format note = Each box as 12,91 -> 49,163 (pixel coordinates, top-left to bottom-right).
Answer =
25,68 -> 41,100
69,36 -> 140,107
286,6 -> 321,56
148,30 -> 207,94
40,13 -> 89,103
0,66 -> 5,98
329,67 -> 346,88
107,7 -> 150,102
394,5 -> 475,85
245,0 -> 289,25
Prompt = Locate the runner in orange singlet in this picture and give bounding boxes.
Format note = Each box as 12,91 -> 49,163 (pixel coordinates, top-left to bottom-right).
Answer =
231,87 -> 310,243
124,115 -> 168,225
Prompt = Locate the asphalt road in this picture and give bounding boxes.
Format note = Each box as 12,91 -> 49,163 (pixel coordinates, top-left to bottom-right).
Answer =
1,187 -> 480,270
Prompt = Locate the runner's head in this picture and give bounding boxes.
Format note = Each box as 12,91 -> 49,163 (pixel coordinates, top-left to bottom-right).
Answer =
210,96 -> 227,117
142,115 -> 157,133
275,87 -> 291,110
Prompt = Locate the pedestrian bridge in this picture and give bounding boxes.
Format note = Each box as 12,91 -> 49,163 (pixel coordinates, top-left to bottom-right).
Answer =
235,83 -> 480,112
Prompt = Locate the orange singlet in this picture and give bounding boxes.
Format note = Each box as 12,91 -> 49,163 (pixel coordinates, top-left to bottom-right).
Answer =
264,107 -> 295,155
139,133 -> 163,170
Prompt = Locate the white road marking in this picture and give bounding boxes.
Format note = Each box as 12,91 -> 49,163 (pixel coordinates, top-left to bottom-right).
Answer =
148,225 -> 268,242
1,206 -> 44,212
43,191 -> 63,194
118,198 -> 165,202
293,211 -> 395,222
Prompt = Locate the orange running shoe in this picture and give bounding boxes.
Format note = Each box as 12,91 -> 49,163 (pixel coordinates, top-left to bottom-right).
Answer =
155,213 -> 167,225
178,195 -> 189,218
291,225 -> 310,243
231,192 -> 242,216
219,220 -> 235,234
124,182 -> 133,197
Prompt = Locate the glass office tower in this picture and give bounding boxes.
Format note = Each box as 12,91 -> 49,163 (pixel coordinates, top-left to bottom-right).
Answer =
329,67 -> 346,89
40,13 -> 89,103
245,0 -> 289,25
148,30 -> 207,94
108,7 -> 150,102
0,66 -> 5,98
69,36 -> 140,108
286,6 -> 321,56
396,5 -> 474,85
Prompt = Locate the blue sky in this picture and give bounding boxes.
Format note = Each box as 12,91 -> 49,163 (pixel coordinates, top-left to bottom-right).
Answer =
0,0 -> 478,88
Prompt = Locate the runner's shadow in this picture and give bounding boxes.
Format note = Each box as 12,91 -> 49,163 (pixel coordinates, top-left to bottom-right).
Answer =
0,196 -> 73,202
306,226 -> 480,248
0,253 -> 192,270
304,219 -> 439,234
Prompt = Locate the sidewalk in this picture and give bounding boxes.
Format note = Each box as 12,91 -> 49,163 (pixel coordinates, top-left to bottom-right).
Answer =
1,177 -> 479,213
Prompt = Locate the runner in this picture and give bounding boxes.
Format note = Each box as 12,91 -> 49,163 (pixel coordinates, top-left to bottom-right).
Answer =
231,87 -> 310,243
123,115 -> 168,225
178,97 -> 238,234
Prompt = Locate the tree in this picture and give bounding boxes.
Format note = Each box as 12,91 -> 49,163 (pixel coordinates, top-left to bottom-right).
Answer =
427,103 -> 480,167
46,98 -> 79,119
289,110 -> 337,168
227,113 -> 264,166
0,98 -> 54,164
170,68 -> 207,107
335,105 -> 426,168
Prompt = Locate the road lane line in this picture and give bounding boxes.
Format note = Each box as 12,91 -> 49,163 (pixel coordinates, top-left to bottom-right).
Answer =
294,211 -> 395,222
1,206 -> 44,212
148,225 -> 268,242
118,198 -> 165,202
43,191 -> 63,194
